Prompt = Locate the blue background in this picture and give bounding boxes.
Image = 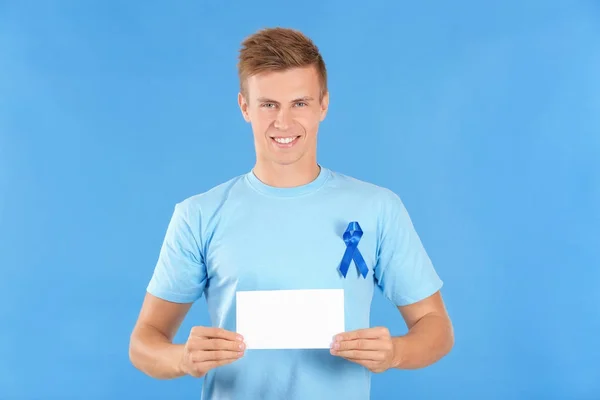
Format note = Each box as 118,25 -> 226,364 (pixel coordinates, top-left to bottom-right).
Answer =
1,1 -> 599,399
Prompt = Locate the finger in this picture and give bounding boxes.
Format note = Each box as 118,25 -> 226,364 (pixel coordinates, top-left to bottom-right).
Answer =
334,327 -> 389,341
335,356 -> 377,371
191,326 -> 243,341
362,360 -> 383,372
195,339 -> 246,351
195,358 -> 239,373
332,339 -> 388,352
331,349 -> 385,361
192,350 -> 244,362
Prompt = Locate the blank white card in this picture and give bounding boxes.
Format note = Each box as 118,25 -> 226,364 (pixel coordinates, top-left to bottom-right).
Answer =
236,289 -> 345,349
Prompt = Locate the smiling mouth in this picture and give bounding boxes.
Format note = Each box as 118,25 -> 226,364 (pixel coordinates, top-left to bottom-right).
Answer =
271,136 -> 301,148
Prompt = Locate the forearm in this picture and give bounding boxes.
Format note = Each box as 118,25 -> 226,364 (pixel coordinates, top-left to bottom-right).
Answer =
392,313 -> 454,369
129,324 -> 186,379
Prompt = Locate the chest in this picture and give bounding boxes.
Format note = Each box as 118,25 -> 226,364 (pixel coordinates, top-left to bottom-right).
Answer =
204,202 -> 379,298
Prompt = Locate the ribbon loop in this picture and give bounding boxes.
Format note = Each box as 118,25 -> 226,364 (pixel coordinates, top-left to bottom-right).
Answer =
339,221 -> 369,278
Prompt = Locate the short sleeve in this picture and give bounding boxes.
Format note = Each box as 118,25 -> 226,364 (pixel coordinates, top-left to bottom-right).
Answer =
373,190 -> 443,306
146,202 -> 208,303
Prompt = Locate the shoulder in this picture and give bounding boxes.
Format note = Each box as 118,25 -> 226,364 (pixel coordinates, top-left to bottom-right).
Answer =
172,173 -> 248,220
326,168 -> 404,209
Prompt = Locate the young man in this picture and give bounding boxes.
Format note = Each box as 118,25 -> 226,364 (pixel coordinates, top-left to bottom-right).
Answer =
129,27 -> 454,399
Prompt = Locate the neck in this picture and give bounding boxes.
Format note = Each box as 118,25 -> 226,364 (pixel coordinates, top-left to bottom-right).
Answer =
252,160 -> 321,188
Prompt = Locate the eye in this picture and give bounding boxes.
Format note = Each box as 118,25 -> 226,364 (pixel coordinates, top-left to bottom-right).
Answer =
295,102 -> 307,107
261,103 -> 277,109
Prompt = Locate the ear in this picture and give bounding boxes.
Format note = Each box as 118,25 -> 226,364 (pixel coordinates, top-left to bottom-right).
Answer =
319,91 -> 330,121
238,92 -> 251,123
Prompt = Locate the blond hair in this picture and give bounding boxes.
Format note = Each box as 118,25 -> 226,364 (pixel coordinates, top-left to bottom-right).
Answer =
237,27 -> 328,101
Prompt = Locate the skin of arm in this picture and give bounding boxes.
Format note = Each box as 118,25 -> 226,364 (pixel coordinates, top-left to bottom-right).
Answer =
392,291 -> 454,369
129,293 -> 192,379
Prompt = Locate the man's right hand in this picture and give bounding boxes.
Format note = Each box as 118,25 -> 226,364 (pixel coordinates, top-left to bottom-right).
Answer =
179,326 -> 246,378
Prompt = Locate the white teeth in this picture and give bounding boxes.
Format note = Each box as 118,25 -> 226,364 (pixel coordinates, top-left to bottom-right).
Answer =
273,137 -> 296,144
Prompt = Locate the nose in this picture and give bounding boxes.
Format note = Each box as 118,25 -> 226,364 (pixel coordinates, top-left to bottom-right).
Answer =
273,108 -> 291,131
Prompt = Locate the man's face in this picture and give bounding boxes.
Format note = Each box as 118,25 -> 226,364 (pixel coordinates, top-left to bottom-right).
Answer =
238,66 -> 329,167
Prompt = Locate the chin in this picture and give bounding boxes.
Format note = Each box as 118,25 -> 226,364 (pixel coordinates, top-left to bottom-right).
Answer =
269,153 -> 304,166
273,158 -> 301,166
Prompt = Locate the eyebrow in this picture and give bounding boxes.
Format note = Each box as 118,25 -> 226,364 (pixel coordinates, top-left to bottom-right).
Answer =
256,96 -> 314,104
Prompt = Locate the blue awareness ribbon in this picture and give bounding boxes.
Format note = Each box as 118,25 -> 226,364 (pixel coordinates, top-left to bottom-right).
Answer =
339,221 -> 369,278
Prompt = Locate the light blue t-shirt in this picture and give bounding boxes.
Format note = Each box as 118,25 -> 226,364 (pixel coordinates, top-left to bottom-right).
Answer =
147,166 -> 443,400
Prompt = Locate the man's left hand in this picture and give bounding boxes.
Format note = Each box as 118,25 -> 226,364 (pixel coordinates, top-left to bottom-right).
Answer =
330,327 -> 399,373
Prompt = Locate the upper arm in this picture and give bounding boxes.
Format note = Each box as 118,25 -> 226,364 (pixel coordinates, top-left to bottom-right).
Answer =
133,292 -> 193,341
135,201 -> 208,339
373,190 -> 443,307
397,290 -> 449,330
146,201 -> 208,304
